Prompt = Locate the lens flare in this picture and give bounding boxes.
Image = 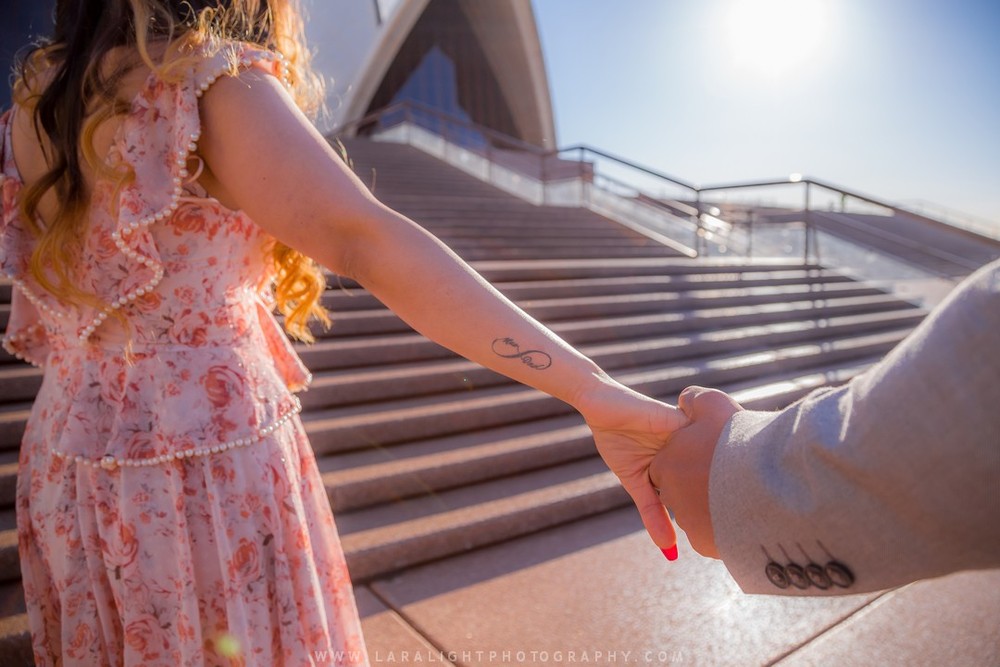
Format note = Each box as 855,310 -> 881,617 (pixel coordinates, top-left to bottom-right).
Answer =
215,632 -> 242,658
724,0 -> 829,78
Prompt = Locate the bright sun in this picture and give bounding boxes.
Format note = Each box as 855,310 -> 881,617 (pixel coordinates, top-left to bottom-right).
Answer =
724,0 -> 830,78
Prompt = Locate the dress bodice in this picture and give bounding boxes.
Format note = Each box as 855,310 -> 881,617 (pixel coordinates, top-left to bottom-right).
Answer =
0,42 -> 313,470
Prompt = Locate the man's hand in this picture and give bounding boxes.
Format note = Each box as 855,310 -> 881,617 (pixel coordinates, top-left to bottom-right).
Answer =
649,386 -> 743,559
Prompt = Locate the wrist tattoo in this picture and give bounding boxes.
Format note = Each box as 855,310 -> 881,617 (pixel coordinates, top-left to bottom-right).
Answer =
491,337 -> 552,370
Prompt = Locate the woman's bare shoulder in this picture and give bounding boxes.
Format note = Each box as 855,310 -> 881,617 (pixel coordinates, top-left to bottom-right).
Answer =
8,47 -> 154,195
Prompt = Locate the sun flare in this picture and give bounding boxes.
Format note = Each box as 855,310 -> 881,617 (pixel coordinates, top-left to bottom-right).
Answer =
724,0 -> 830,78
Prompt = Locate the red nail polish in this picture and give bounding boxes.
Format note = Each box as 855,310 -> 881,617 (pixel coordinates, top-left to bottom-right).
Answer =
661,545 -> 678,561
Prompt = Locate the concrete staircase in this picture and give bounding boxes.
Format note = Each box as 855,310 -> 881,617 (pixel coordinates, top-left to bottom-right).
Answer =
0,138 -> 929,660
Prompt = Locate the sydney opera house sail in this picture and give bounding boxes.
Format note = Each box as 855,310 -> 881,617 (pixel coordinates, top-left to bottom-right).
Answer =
2,0 -> 554,149
308,0 -> 555,147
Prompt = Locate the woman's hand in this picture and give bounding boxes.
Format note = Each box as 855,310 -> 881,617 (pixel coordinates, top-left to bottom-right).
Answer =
575,378 -> 688,556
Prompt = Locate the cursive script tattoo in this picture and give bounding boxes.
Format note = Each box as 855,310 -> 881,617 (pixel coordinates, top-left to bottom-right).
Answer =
491,337 -> 553,370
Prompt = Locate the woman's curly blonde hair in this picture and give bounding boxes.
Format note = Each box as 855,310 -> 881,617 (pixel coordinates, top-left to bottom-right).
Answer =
13,0 -> 331,343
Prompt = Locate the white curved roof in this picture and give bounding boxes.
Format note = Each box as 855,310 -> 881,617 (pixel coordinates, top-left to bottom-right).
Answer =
304,0 -> 555,147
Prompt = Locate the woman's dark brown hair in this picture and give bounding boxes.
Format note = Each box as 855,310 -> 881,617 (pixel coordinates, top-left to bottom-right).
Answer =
12,0 -> 330,342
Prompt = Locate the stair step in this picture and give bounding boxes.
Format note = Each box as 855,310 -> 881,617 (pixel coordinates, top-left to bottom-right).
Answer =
0,302 -> 920,453
302,314 -> 919,410
0,353 -> 889,589
0,367 -> 41,406
299,327 -> 907,457
320,414 -> 590,512
317,268 -> 855,312
319,357 -> 886,517
339,457 -> 625,582
330,354 -> 884,581
0,453 -> 16,508
311,287 -> 907,339
0,273 -> 897,385
0,509 -> 19,584
0,324 -> 915,515
332,357 -> 885,583
441,247 -> 683,261
0,611 -> 29,667
0,409 -> 31,456
509,282 -> 887,319
543,294 -> 914,346
468,258 -> 820,281
0,525 -> 15,585
294,307 -> 925,372
319,258 -> 828,287
728,357 -> 881,410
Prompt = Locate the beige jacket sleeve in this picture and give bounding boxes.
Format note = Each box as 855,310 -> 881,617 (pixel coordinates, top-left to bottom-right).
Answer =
709,259 -> 1000,595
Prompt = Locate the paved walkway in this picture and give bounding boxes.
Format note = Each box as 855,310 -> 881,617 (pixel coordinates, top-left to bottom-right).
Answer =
358,508 -> 1000,666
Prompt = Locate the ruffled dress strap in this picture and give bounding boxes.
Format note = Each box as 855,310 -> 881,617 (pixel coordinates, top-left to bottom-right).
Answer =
109,41 -> 312,392
1,109 -> 52,368
81,41 -> 291,342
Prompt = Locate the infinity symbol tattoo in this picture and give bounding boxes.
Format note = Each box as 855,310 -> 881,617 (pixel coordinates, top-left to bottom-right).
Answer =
491,337 -> 553,370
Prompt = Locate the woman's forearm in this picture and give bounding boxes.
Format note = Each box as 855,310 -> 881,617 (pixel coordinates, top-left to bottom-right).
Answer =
198,70 -> 613,408
341,200 -> 613,410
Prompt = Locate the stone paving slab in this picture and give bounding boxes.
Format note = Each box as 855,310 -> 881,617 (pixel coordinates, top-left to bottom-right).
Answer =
365,508 -> 886,666
358,585 -> 456,666
775,569 -> 1000,667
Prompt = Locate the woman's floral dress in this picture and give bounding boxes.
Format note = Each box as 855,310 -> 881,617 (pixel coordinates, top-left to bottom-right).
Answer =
0,42 -> 369,666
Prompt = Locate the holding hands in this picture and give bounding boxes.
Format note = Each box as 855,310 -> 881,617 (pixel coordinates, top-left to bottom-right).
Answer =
648,386 -> 743,559
586,384 -> 743,561
576,381 -> 742,562
575,380 -> 689,558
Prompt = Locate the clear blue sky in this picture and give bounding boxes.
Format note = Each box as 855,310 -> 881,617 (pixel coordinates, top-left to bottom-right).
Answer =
533,0 -> 1000,226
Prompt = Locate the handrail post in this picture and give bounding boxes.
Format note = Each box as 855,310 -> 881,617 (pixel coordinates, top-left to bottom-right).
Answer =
804,181 -> 812,264
694,190 -> 703,256
486,136 -> 493,186
541,148 -> 547,205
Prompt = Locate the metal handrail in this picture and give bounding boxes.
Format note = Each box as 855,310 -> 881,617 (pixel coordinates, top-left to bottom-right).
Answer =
332,101 -> 995,270
897,199 -> 1000,242
810,211 -> 982,273
699,174 -> 994,243
559,145 -> 698,193
333,101 -> 701,196
697,176 -> 987,274
331,101 -> 708,246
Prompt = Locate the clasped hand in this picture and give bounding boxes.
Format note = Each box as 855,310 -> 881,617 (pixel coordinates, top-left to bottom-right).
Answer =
580,383 -> 741,560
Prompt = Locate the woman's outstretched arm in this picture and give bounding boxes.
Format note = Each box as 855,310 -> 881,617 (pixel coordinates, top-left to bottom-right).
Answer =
197,69 -> 687,554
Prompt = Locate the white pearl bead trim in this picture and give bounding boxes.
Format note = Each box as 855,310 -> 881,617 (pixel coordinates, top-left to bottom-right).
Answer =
75,48 -> 289,345
54,395 -> 302,470
6,276 -> 68,320
1,321 -> 46,367
192,51 -> 291,101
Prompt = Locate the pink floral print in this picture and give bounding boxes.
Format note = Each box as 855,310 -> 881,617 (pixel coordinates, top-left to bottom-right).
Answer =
1,42 -> 369,666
